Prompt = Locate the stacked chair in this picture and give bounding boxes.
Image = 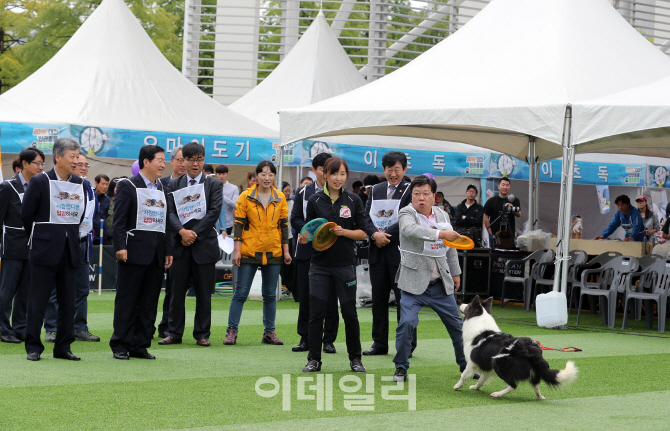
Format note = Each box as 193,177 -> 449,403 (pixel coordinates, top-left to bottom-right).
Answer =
568,251 -> 622,314
500,248 -> 554,310
576,255 -> 639,328
533,249 -> 588,309
621,257 -> 670,333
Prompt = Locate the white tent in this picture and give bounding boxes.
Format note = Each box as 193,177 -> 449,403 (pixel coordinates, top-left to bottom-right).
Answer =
228,8 -> 487,181
278,0 -> 670,300
279,0 -> 670,161
573,75 -> 670,156
0,0 -> 275,139
229,11 -> 367,133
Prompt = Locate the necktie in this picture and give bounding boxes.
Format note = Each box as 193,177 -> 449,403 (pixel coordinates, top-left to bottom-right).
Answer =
189,179 -> 196,186
387,185 -> 396,199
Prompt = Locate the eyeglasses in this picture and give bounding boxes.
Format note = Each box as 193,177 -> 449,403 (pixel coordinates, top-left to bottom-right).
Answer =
412,192 -> 433,198
185,157 -> 205,164
31,162 -> 46,167
77,163 -> 90,168
172,157 -> 184,163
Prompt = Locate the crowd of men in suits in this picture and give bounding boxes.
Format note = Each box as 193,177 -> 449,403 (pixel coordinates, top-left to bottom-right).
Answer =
0,143 -> 485,379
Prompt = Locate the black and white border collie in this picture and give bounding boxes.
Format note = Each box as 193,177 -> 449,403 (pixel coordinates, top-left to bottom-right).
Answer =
453,296 -> 577,400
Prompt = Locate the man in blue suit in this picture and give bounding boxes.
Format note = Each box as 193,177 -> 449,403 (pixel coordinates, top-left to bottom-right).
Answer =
21,138 -> 87,361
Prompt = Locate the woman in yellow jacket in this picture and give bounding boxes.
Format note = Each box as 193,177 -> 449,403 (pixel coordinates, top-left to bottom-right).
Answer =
224,161 -> 292,345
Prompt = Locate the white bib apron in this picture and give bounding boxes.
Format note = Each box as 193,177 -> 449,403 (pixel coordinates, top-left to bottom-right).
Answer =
127,180 -> 167,234
79,188 -> 96,237
49,180 -> 85,224
172,183 -> 206,225
369,198 -> 400,232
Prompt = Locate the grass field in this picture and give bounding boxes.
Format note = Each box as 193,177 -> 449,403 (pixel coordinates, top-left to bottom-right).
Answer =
1,292 -> 669,430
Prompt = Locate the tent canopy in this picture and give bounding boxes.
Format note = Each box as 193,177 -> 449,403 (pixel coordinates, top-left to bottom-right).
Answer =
279,0 -> 670,161
229,11 -> 366,132
230,9 -> 487,156
0,0 -> 275,139
573,75 -> 670,155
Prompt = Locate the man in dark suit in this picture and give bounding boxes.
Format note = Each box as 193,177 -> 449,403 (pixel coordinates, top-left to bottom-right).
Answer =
363,151 -> 416,356
156,146 -> 187,338
290,152 -> 339,353
0,148 -> 45,344
93,174 -> 110,245
21,138 -> 87,361
109,145 -> 173,360
158,142 -> 222,347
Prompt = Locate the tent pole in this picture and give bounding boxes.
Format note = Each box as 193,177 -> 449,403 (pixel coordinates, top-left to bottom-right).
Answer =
527,138 -> 536,231
277,145 -> 284,190
560,145 -> 576,293
552,105 -> 572,293
534,162 -> 540,230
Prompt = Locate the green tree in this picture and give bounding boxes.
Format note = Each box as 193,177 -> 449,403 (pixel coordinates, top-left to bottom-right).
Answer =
0,0 -> 184,93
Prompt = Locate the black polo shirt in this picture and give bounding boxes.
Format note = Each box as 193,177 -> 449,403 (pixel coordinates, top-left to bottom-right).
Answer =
305,188 -> 367,266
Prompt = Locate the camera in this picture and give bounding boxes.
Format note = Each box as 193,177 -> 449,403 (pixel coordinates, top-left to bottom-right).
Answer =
502,204 -> 520,213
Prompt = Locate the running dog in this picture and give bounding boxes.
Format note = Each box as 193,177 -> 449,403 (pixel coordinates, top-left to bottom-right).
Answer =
453,296 -> 577,400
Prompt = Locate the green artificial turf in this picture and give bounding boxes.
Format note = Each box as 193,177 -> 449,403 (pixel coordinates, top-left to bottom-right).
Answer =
0,292 -> 668,430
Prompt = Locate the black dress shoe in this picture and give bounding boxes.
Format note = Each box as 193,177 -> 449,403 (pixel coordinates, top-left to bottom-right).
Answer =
27,352 -> 40,361
292,341 -> 309,352
129,351 -> 156,360
393,367 -> 408,382
302,359 -> 322,372
157,331 -> 168,339
362,347 -> 388,356
1,334 -> 21,344
350,358 -> 366,373
53,351 -> 80,361
323,342 -> 336,354
113,352 -> 130,360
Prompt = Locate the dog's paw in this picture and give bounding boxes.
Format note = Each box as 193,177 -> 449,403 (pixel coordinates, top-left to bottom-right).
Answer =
453,382 -> 463,390
536,395 -> 545,400
490,391 -> 504,398
468,384 -> 480,390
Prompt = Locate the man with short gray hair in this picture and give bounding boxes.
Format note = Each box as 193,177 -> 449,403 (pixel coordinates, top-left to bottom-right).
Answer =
21,138 -> 88,361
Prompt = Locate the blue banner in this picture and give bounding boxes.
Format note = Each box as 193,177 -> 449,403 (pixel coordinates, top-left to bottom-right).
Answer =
302,140 -> 490,177
0,122 -> 277,165
0,122 -> 646,187
537,158 -> 644,186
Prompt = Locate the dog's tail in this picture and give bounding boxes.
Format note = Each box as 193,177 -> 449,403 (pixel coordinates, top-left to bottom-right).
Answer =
533,359 -> 578,387
520,341 -> 577,386
556,361 -> 578,385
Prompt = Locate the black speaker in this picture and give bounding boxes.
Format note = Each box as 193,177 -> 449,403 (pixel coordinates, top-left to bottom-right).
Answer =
457,249 -> 490,296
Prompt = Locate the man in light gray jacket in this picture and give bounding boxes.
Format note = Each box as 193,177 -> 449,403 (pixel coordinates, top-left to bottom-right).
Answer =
392,175 -> 467,382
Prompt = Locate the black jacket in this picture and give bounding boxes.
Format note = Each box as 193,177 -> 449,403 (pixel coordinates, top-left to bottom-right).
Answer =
363,180 -> 412,266
0,174 -> 29,260
291,182 -> 319,261
306,188 -> 366,267
167,173 -> 223,264
20,169 -> 86,267
453,199 -> 484,230
112,174 -> 171,266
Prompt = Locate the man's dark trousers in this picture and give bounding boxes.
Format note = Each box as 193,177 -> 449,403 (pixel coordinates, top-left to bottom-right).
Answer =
369,251 -> 417,353
0,259 -> 29,337
25,245 -> 77,355
168,246 -> 214,340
